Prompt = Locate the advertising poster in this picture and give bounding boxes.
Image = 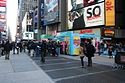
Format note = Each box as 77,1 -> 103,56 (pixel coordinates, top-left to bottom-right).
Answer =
84,0 -> 104,7
68,0 -> 84,29
68,0 -> 105,29
105,0 -> 115,26
0,7 -> 5,12
44,0 -> 59,24
0,12 -> 6,19
73,36 -> 80,55
0,6 -> 6,30
84,2 -> 105,27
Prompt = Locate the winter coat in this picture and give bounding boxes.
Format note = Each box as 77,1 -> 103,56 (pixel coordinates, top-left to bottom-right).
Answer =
86,44 -> 95,57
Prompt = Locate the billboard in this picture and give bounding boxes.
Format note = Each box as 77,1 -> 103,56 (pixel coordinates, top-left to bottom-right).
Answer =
0,12 -> 6,19
0,7 -> 5,12
33,8 -> 38,28
44,0 -> 60,24
84,2 -> 104,27
105,0 -> 115,26
0,0 -> 6,7
84,0 -> 104,7
0,6 -> 6,29
68,0 -> 83,11
68,2 -> 105,29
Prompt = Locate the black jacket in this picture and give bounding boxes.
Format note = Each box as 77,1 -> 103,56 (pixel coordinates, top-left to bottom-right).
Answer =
86,44 -> 95,57
4,43 -> 12,51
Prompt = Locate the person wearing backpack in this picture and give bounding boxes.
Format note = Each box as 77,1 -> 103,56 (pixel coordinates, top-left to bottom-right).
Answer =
4,40 -> 12,60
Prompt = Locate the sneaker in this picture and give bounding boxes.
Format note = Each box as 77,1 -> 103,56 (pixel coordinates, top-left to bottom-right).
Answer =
81,66 -> 84,68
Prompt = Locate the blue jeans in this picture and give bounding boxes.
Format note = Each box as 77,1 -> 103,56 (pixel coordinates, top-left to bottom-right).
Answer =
56,47 -> 60,55
35,48 -> 40,57
80,56 -> 84,66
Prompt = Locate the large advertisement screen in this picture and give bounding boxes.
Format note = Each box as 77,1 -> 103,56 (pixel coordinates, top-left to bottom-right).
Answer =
0,0 -> 6,7
68,0 -> 105,29
44,0 -> 60,25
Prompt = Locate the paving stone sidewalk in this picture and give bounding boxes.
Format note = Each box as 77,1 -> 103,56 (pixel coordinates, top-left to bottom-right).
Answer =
0,52 -> 55,83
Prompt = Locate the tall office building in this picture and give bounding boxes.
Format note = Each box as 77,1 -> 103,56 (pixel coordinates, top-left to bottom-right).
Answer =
18,0 -> 38,30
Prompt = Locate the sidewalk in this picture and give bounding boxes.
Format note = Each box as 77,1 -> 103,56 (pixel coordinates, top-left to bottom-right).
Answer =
0,52 -> 55,83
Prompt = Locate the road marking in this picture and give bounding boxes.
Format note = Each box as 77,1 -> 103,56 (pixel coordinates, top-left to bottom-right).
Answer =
40,61 -> 79,66
45,67 -> 79,72
53,69 -> 118,82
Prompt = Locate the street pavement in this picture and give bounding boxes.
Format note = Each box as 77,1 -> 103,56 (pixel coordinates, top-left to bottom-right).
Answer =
0,51 -> 125,83
0,52 -> 54,83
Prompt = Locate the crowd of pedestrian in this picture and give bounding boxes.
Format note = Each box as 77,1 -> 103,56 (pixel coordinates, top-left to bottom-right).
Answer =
0,39 -> 62,62
1,38 -> 125,68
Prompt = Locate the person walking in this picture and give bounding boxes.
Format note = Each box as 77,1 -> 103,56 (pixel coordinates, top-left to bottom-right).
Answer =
108,45 -> 113,58
40,41 -> 47,63
79,44 -> 86,68
4,40 -> 12,60
86,42 -> 95,67
30,41 -> 35,57
11,41 -> 16,54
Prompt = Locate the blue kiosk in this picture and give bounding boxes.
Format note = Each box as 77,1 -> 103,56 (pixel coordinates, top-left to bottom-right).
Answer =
56,31 -> 100,55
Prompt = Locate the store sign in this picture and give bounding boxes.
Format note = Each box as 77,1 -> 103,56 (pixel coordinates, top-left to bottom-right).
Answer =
23,32 -> 34,40
84,2 -> 105,27
105,0 -> 115,26
79,29 -> 92,34
104,29 -> 114,37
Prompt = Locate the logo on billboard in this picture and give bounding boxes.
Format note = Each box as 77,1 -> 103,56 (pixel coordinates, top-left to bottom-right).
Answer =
84,2 -> 104,27
87,5 -> 101,20
106,0 -> 113,11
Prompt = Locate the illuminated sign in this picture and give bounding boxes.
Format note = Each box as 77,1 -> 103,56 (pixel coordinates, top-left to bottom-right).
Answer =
104,29 -> 114,37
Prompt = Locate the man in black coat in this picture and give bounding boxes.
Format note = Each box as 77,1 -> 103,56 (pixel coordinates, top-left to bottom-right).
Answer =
86,42 -> 95,66
40,40 -> 47,63
4,40 -> 12,60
